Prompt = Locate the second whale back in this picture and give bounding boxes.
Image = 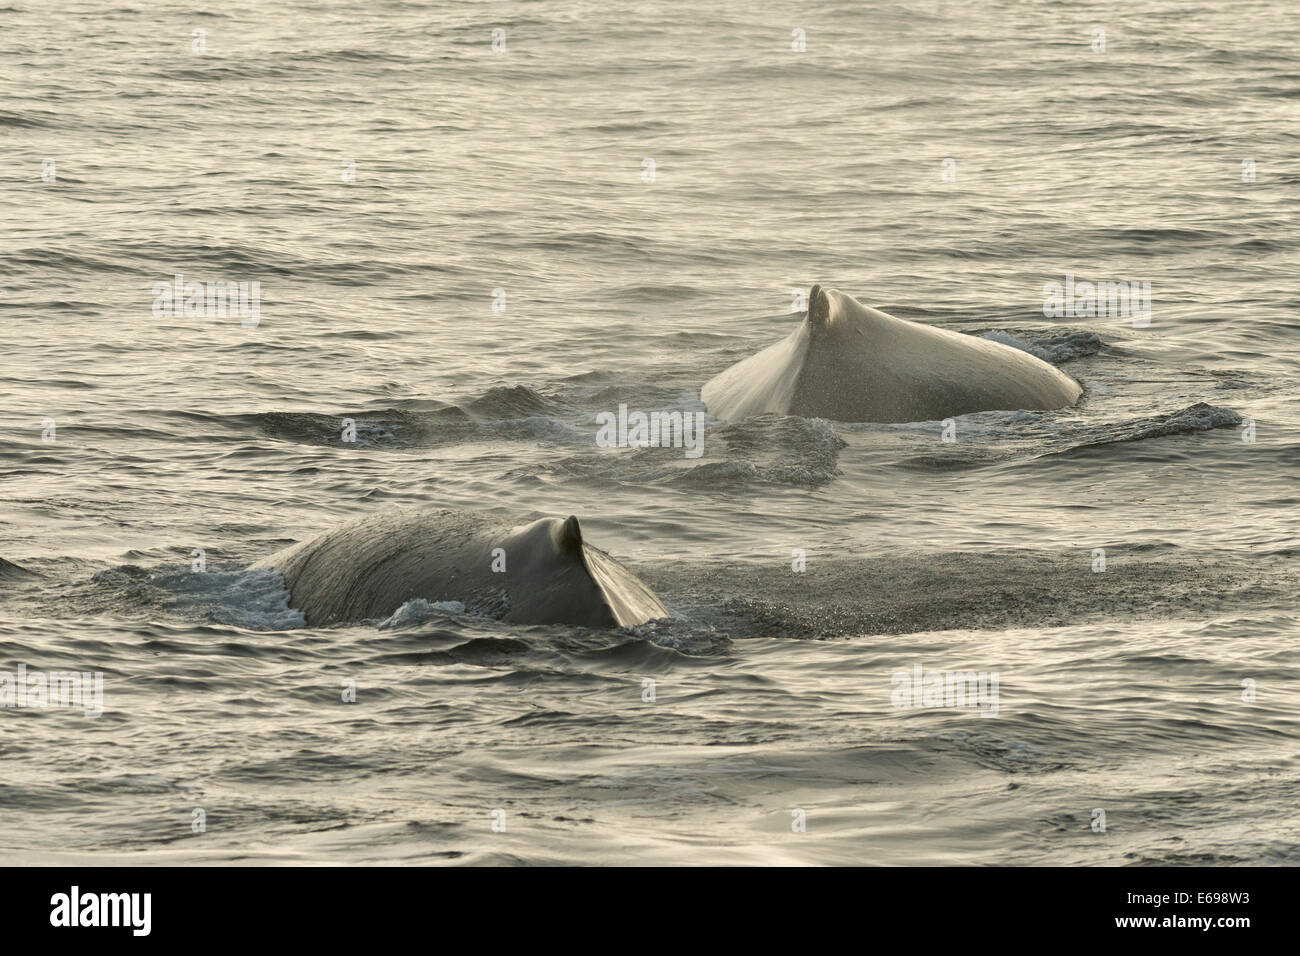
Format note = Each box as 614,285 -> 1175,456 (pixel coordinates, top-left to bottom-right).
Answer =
702,285 -> 1083,423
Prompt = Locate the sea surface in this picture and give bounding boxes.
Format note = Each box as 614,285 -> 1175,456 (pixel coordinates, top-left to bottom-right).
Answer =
2,0 -> 1298,865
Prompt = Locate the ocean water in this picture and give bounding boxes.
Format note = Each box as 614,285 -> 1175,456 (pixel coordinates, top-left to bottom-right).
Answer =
2,0 -> 1298,864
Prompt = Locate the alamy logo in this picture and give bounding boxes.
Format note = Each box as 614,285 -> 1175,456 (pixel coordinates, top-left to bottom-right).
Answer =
1043,272 -> 1150,327
0,663 -> 102,717
152,273 -> 261,327
595,403 -> 705,459
891,664 -> 999,716
50,886 -> 151,936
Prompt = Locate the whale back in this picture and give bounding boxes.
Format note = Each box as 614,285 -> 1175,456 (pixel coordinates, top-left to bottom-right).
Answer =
702,285 -> 1082,424
698,319 -> 810,421
252,509 -> 667,628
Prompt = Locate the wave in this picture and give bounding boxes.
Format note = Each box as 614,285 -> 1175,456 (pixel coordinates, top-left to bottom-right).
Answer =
0,557 -> 38,583
978,328 -> 1102,364
895,403 -> 1243,470
514,413 -> 845,490
252,385 -> 571,448
0,108 -> 55,128
633,547 -> 1289,639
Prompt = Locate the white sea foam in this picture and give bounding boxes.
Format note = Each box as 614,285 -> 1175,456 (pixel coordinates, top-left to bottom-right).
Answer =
376,598 -> 467,630
148,566 -> 305,631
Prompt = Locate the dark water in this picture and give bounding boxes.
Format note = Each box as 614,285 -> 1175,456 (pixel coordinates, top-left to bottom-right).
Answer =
2,0 -> 1298,864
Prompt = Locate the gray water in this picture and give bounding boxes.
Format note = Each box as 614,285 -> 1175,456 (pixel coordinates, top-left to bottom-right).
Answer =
2,0 -> 1298,865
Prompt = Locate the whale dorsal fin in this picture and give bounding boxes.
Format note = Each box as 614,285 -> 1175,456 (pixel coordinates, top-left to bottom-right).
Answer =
559,515 -> 583,553
807,284 -> 830,327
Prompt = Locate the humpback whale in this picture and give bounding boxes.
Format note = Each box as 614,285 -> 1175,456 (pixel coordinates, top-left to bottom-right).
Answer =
702,285 -> 1083,423
251,508 -> 668,628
